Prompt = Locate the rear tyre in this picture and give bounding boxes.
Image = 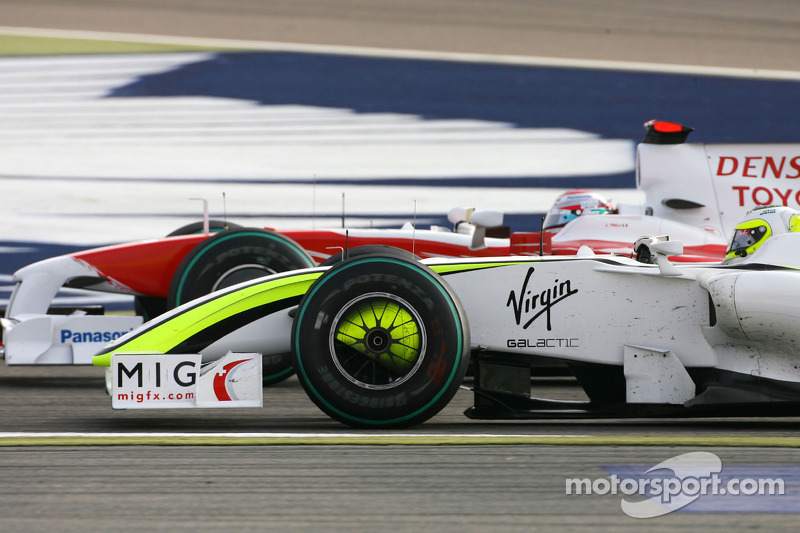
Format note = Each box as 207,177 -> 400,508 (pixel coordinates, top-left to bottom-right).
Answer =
168,228 -> 315,385
319,245 -> 419,266
292,255 -> 470,428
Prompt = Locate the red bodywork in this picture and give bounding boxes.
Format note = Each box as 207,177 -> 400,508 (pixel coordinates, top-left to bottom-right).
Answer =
283,229 -> 512,261
65,226 -> 726,299
66,228 -> 514,298
71,235 -> 208,298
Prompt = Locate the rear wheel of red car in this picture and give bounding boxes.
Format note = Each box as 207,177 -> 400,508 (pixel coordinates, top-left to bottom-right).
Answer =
168,227 -> 315,384
292,254 -> 470,428
319,245 -> 419,266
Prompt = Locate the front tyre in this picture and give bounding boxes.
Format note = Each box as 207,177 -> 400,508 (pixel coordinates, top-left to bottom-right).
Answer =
166,219 -> 242,237
292,256 -> 470,428
134,220 -> 243,321
168,227 -> 315,385
167,228 -> 314,306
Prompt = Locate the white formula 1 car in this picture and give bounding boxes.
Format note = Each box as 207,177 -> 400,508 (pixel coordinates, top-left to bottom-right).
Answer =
4,120 -> 795,370
93,205 -> 800,427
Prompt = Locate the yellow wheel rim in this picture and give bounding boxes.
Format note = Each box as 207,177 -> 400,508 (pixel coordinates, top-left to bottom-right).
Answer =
335,297 -> 421,375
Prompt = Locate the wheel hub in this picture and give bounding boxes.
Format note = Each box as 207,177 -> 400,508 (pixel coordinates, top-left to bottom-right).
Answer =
332,293 -> 426,388
365,328 -> 390,353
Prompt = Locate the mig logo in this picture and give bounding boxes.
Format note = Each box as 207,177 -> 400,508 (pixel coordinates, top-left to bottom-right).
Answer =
506,267 -> 578,331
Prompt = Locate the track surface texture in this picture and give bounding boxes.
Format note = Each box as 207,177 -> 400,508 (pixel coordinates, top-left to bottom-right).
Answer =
1,365 -> 800,530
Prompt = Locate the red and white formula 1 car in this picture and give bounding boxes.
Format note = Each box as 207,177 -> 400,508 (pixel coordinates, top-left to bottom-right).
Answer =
3,121 -> 799,369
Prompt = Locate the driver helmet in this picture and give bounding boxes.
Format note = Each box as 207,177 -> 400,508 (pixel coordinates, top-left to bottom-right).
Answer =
542,190 -> 614,231
724,205 -> 800,263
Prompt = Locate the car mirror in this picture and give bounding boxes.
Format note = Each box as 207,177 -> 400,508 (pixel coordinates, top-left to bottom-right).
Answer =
470,210 -> 504,229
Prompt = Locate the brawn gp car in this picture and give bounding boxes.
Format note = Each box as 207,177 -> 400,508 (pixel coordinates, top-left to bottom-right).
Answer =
93,204 -> 800,428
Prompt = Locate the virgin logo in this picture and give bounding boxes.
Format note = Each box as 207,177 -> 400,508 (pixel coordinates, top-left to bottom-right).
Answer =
506,267 -> 578,331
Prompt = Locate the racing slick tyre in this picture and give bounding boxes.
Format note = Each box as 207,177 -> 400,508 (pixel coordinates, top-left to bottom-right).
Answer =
168,227 -> 315,385
319,244 -> 419,266
134,220 -> 243,321
166,219 -> 241,237
292,254 -> 471,428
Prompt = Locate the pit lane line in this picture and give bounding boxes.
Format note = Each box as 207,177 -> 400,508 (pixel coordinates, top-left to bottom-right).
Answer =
3,432 -> 800,447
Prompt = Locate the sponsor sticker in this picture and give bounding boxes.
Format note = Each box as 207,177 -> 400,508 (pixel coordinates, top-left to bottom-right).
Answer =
506,266 -> 578,331
111,352 -> 262,409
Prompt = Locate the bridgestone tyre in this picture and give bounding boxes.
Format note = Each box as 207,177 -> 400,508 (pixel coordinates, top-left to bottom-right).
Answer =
168,228 -> 315,385
292,255 -> 470,428
134,220 -> 243,321
319,245 -> 419,266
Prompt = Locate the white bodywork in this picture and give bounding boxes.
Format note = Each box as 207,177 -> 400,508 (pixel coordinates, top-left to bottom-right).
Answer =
637,142 -> 800,236
445,250 -> 800,389
1,256 -> 143,364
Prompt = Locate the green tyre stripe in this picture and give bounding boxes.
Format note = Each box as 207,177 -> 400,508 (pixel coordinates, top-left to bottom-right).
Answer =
174,231 -> 313,303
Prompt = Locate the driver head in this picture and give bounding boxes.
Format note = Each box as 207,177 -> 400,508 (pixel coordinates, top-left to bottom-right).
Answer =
542,190 -> 614,232
724,205 -> 800,263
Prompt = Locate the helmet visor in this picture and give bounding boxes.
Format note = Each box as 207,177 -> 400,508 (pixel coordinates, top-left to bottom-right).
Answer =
727,225 -> 769,256
542,208 -> 581,230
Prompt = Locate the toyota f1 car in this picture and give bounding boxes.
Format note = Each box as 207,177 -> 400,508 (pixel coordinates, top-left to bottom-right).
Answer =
93,204 -> 800,427
4,121 -> 800,369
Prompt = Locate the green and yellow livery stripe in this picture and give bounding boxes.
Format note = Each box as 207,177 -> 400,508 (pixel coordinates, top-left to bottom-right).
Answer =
93,270 -> 323,367
430,260 -> 530,276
